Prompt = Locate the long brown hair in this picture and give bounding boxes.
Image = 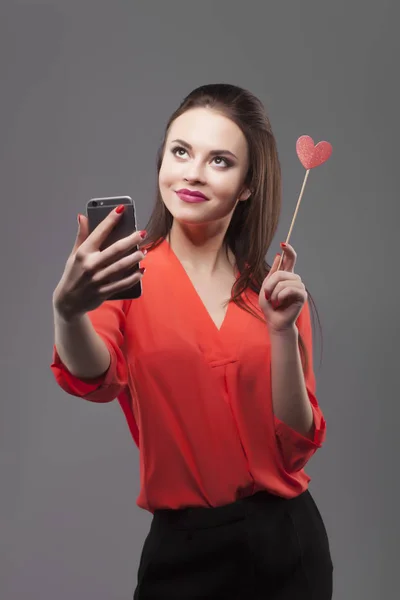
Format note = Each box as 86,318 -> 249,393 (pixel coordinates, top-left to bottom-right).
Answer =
143,83 -> 322,374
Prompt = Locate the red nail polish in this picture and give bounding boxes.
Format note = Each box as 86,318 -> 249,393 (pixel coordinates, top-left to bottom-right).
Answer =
139,267 -> 146,274
139,230 -> 147,239
115,204 -> 125,214
265,290 -> 270,300
281,242 -> 287,248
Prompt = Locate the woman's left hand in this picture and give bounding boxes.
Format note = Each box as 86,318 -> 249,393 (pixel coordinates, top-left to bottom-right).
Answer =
258,242 -> 307,334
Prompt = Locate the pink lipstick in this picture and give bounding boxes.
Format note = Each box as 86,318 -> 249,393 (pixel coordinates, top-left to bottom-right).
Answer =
176,189 -> 209,203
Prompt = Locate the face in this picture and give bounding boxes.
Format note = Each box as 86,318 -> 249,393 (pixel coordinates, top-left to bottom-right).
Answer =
159,108 -> 251,228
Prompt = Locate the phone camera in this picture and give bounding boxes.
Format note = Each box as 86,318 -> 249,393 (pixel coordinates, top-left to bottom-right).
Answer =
92,201 -> 98,207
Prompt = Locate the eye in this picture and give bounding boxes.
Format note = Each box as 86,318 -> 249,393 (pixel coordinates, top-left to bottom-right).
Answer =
171,146 -> 232,168
212,156 -> 230,168
171,146 -> 189,158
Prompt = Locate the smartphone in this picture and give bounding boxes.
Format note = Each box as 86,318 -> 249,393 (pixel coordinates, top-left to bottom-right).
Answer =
86,195 -> 142,300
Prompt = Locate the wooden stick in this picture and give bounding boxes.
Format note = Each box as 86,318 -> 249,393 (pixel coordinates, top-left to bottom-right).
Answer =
277,169 -> 310,270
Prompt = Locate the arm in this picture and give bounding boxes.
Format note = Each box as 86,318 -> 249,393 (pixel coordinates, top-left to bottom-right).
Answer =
270,325 -> 314,438
271,300 -> 327,472
53,309 -> 111,379
51,300 -> 129,403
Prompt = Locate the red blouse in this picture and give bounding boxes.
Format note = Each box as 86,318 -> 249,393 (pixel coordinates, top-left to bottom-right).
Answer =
51,238 -> 326,513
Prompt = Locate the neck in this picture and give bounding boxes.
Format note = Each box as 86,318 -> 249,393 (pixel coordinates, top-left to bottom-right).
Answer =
168,221 -> 236,276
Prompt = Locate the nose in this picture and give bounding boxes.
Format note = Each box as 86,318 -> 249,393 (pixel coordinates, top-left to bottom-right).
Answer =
183,159 -> 206,185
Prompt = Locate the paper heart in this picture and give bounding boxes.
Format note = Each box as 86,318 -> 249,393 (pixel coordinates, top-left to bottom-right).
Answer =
296,135 -> 332,169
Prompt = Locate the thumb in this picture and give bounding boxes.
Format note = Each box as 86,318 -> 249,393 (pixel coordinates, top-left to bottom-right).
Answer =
72,214 -> 89,253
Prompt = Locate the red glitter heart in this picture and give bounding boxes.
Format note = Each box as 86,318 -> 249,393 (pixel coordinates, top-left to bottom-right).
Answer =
296,135 -> 332,169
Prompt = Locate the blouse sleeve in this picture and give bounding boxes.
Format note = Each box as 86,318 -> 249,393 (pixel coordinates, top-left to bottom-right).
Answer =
274,299 -> 327,473
50,300 -> 129,403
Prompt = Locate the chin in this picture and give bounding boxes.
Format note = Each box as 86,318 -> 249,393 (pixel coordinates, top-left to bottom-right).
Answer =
171,212 -> 212,226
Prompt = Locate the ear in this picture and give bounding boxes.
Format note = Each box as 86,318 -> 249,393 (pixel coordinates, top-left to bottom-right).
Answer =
238,188 -> 252,202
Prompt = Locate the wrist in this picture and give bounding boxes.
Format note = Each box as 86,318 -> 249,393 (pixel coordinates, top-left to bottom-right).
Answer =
268,324 -> 299,342
52,296 -> 83,325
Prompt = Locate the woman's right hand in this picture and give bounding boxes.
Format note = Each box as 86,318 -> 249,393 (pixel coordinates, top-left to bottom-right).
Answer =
52,206 -> 147,321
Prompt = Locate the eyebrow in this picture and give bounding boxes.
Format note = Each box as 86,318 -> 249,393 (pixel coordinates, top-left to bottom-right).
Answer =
170,139 -> 238,160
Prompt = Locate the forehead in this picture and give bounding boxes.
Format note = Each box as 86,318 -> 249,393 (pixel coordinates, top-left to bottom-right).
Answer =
167,107 -> 247,153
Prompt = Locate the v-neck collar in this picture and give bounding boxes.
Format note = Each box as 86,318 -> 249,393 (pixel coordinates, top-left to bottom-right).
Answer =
160,237 -> 239,336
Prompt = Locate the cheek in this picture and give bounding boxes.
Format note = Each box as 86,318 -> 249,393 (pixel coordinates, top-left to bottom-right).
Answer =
158,164 -> 168,190
211,171 -> 245,199
159,156 -> 180,188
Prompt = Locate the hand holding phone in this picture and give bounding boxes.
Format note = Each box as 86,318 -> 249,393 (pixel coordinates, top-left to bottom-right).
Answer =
53,196 -> 146,321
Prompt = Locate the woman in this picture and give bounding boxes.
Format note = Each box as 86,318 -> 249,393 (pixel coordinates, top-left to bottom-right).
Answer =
51,84 -> 333,599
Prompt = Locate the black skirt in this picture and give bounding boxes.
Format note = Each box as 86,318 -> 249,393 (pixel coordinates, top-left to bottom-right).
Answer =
133,488 -> 333,599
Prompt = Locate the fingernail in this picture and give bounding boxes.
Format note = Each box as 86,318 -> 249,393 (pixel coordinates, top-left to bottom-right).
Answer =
139,230 -> 147,239
143,249 -> 148,256
276,253 -> 280,258
115,204 -> 125,214
139,267 -> 146,274
77,214 -> 82,225
280,242 -> 287,248
265,290 -> 270,300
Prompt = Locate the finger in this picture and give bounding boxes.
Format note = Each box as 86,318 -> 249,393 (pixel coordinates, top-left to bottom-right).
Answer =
72,214 -> 90,254
279,242 -> 297,272
98,268 -> 145,298
91,248 -> 146,285
95,228 -> 147,271
264,272 -> 301,300
267,253 -> 281,279
270,279 -> 304,305
272,286 -> 307,309
82,204 -> 128,252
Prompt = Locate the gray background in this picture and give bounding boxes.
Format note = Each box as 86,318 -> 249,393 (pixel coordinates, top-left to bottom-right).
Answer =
1,1 -> 398,598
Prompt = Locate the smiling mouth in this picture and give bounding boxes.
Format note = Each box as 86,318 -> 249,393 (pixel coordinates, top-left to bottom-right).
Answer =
175,189 -> 209,203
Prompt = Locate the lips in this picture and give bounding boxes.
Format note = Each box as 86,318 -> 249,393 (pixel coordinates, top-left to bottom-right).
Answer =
175,189 -> 209,203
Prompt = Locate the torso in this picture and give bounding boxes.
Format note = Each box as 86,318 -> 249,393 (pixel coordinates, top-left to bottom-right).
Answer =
166,236 -> 238,331
182,266 -> 237,331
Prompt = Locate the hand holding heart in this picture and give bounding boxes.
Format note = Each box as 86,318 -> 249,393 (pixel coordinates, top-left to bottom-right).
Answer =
258,243 -> 307,334
257,134 -> 331,332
